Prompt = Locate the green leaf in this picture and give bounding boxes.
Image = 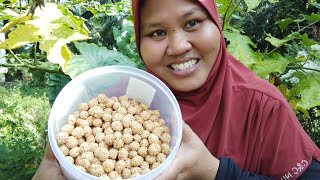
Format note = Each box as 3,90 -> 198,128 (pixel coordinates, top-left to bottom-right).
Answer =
304,14 -> 320,23
48,73 -> 71,106
277,18 -> 295,32
244,0 -> 261,11
265,33 -> 287,47
268,0 -> 279,3
65,42 -> 137,79
252,52 -> 290,78
299,33 -> 318,46
289,72 -> 320,110
0,3 -> 89,70
310,2 -> 320,9
224,31 -> 262,68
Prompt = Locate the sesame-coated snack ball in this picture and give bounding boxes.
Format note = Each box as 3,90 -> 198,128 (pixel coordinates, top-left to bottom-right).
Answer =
103,159 -> 115,173
133,134 -> 142,142
152,127 -> 163,137
94,147 -> 109,161
104,107 -> 113,114
143,121 -> 155,132
69,147 -> 81,158
122,133 -> 133,144
121,101 -> 130,109
59,144 -> 69,156
71,127 -> 84,139
61,124 -> 75,135
148,143 -> 161,156
93,118 -> 103,127
122,168 -> 131,179
140,139 -> 149,147
102,122 -> 111,129
157,153 -> 166,163
102,113 -> 112,122
89,164 -> 104,177
141,130 -> 150,139
68,114 -> 77,122
139,103 -> 148,111
97,94 -> 108,103
163,126 -> 170,133
159,119 -> 166,126
129,141 -> 140,151
108,171 -> 120,179
86,116 -> 94,126
79,142 -> 91,153
81,151 -> 94,162
112,121 -> 123,132
115,159 -> 127,172
141,168 -> 151,175
89,143 -> 99,152
128,151 -> 138,159
131,121 -> 143,135
118,148 -> 129,160
145,155 -> 156,164
112,113 -> 123,122
123,128 -> 132,134
151,110 -> 161,117
79,103 -> 89,111
134,115 -> 144,124
86,134 -> 95,143
66,136 -> 79,149
79,111 -> 89,119
161,143 -> 170,155
105,133 -> 115,146
130,167 -> 142,175
92,127 -> 103,136
105,99 -> 115,108
104,127 -> 114,135
117,107 -> 127,116
131,155 -> 144,167
140,110 -> 150,120
111,96 -> 119,102
91,157 -> 101,165
148,134 -> 160,144
78,119 -> 90,128
99,142 -> 108,148
75,157 -> 91,170
160,132 -> 171,144
113,138 -> 125,149
76,165 -> 86,172
66,156 -> 74,164
140,161 -> 149,170
149,115 -> 159,122
88,98 -> 99,108
151,162 -> 161,170
109,148 -> 119,160
95,132 -> 105,143
119,95 -> 128,103
127,106 -> 138,115
138,146 -> 148,158
92,107 -> 104,119
78,138 -> 85,144
121,115 -> 132,128
56,131 -> 69,145
113,102 -> 121,110
113,131 -> 122,140
73,111 -> 80,118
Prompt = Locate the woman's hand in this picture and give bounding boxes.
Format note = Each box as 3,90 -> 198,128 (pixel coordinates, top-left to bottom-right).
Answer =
155,122 -> 220,180
32,143 -> 66,180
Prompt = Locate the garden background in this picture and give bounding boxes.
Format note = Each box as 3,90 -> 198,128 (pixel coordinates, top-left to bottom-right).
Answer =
0,0 -> 319,179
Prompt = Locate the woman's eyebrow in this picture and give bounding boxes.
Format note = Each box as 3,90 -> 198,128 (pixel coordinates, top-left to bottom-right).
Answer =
141,7 -> 203,30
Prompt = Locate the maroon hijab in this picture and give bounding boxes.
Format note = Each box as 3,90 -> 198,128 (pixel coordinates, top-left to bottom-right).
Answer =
132,0 -> 320,179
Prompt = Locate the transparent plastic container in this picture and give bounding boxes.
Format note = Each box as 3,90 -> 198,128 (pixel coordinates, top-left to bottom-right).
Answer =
48,65 -> 183,180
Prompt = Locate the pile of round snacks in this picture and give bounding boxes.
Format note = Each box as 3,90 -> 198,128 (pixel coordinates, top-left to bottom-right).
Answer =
56,94 -> 171,179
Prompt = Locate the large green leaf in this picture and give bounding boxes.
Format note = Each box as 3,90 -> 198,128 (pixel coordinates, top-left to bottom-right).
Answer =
224,31 -> 262,68
288,72 -> 320,110
310,2 -> 320,9
244,0 -> 261,12
0,3 -> 89,70
252,52 -> 290,78
277,18 -> 295,32
65,42 -> 137,79
48,73 -> 72,106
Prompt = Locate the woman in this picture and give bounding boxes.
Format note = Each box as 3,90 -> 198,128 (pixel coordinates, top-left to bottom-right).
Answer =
33,0 -> 320,179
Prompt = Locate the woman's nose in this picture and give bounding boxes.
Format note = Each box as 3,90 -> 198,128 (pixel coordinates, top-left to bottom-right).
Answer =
166,31 -> 192,56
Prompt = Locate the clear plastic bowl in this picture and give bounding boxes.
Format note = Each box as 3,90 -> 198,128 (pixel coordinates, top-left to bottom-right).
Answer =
48,65 -> 183,180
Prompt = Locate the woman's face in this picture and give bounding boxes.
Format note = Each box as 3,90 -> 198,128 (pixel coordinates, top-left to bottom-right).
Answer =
140,0 -> 221,92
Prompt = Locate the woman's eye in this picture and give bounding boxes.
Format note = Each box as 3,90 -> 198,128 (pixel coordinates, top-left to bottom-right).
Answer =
151,30 -> 166,38
186,20 -> 200,29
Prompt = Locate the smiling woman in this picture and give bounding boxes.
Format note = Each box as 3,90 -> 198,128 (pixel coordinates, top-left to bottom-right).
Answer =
132,0 -> 320,179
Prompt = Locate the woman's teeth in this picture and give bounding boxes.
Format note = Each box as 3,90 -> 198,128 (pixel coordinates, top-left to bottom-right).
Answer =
170,59 -> 197,71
